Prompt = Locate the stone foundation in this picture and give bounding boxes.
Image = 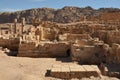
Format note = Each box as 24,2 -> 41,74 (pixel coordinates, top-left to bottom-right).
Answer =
50,64 -> 101,79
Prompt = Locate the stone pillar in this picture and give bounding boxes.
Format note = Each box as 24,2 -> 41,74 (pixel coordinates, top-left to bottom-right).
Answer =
22,35 -> 25,41
0,26 -> 1,35
14,18 -> 17,34
41,26 -> 44,40
100,63 -> 106,76
84,16 -> 87,23
36,35 -> 40,41
21,17 -> 25,34
10,24 -> 13,34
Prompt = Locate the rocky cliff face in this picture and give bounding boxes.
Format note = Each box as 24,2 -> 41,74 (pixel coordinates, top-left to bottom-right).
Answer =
0,6 -> 120,23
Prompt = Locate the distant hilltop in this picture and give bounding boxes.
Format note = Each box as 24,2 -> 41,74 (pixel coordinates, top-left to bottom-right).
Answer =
0,6 -> 120,23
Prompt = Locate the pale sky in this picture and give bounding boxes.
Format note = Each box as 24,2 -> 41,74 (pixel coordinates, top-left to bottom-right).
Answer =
0,0 -> 120,12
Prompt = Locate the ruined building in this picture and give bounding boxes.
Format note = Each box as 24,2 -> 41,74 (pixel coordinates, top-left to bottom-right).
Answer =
0,17 -> 120,65
0,16 -> 120,79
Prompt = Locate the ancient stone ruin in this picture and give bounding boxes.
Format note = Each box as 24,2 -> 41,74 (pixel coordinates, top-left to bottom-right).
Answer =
0,17 -> 120,79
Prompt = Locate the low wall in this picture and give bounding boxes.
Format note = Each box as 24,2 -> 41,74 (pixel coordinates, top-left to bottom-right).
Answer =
18,41 -> 70,57
0,38 -> 20,50
71,41 -> 105,64
67,34 -> 91,41
96,30 -> 120,45
105,43 -> 120,64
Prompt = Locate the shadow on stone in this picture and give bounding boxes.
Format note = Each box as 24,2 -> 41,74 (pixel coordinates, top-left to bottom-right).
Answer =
5,51 -> 18,56
106,64 -> 120,78
45,70 -> 51,77
56,57 -> 72,62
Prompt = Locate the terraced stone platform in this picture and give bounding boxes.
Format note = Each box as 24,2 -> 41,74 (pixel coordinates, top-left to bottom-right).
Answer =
50,64 -> 101,79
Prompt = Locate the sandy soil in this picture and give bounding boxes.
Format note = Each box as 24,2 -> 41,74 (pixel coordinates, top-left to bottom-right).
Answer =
0,50 -> 119,80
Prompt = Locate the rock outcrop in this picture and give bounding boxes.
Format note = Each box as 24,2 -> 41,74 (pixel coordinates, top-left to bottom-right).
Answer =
0,6 -> 120,23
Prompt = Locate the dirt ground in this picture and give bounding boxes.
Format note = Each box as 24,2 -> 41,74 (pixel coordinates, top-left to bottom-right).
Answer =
0,50 -> 119,80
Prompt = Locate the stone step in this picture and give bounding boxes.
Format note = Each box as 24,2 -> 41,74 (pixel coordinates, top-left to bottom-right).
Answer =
50,64 -> 101,79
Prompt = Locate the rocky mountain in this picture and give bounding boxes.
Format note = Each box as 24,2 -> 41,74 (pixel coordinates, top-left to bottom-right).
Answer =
0,6 -> 120,23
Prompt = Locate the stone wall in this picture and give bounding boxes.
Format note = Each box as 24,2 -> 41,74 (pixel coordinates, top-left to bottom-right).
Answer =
71,44 -> 104,64
0,37 -> 20,50
71,38 -> 120,64
96,30 -> 120,45
107,31 -> 120,45
18,41 -> 70,57
67,34 -> 92,41
42,27 -> 56,41
0,38 -> 10,47
58,33 -> 92,42
104,43 -> 120,64
71,39 -> 105,64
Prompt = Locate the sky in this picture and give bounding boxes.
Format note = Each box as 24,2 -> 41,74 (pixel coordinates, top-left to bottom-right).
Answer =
0,0 -> 120,12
